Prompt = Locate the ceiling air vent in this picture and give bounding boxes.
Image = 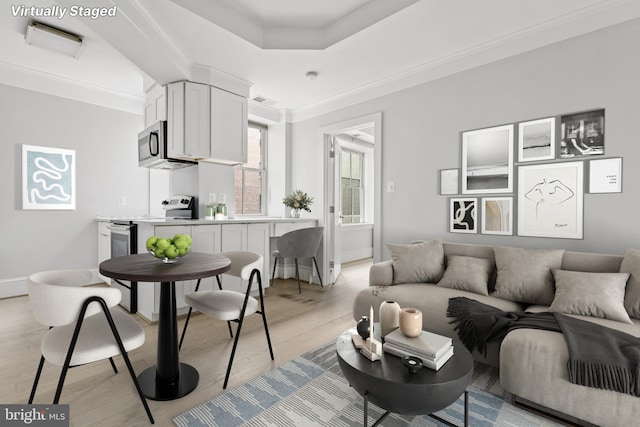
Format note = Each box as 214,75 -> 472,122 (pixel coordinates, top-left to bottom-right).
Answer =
252,95 -> 277,106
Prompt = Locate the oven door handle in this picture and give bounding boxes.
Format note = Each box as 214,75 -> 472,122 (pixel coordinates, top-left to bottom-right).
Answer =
107,224 -> 133,232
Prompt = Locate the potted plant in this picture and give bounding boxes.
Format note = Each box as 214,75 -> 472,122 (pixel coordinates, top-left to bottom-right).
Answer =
283,190 -> 313,218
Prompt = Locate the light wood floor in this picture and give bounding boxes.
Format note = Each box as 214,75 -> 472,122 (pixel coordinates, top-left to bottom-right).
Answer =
2,259 -> 371,426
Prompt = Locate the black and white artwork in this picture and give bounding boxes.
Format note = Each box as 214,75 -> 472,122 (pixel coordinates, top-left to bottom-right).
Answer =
518,117 -> 555,162
462,124 -> 513,194
481,197 -> 513,235
449,197 -> 477,233
517,162 -> 584,239
559,109 -> 604,158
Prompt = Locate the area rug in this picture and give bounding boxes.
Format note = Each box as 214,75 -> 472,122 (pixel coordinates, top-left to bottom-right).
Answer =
174,341 -> 562,426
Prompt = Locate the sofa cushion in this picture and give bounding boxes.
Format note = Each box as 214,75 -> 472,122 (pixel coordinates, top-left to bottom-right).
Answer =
492,247 -> 564,305
549,270 -> 632,324
619,248 -> 640,319
387,239 -> 445,284
437,255 -> 493,296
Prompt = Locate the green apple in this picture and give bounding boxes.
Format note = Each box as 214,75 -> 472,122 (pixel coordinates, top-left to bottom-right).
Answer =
146,236 -> 158,250
174,237 -> 189,249
165,245 -> 179,259
156,238 -> 171,250
153,248 -> 165,258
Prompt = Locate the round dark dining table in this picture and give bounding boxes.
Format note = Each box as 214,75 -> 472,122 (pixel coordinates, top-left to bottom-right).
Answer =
99,252 -> 231,400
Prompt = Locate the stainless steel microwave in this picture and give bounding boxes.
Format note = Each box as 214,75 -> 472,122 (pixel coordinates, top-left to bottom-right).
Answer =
138,121 -> 196,170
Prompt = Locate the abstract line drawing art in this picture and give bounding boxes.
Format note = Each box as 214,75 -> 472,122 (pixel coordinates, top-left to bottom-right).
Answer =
518,162 -> 583,239
22,144 -> 76,210
450,197 -> 477,233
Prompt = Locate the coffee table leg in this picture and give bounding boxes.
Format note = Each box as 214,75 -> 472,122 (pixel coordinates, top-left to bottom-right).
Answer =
428,390 -> 469,427
363,391 -> 391,427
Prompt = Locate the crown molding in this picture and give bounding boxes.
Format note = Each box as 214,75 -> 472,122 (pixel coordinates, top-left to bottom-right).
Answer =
0,60 -> 144,114
290,0 -> 640,122
191,63 -> 252,97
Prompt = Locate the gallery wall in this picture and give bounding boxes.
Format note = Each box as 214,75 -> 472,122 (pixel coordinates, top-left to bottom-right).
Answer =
291,18 -> 640,259
0,84 -> 147,293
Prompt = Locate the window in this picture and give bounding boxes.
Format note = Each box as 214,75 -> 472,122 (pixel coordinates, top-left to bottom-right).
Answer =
235,122 -> 267,215
341,149 -> 363,223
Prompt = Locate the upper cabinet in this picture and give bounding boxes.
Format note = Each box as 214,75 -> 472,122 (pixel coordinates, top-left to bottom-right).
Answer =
164,80 -> 248,165
143,84 -> 167,127
210,86 -> 248,165
167,81 -> 211,160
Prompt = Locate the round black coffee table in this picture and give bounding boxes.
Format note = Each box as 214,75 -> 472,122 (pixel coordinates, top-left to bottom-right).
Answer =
336,327 -> 473,427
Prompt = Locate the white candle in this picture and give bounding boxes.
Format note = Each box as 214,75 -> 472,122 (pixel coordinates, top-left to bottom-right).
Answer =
369,306 -> 374,351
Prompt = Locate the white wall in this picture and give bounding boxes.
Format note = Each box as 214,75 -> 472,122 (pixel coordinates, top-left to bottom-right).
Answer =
0,84 -> 146,294
291,18 -> 640,258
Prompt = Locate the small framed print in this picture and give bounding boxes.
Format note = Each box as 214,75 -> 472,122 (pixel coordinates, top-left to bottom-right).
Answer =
481,197 -> 513,235
450,197 -> 477,234
559,109 -> 605,159
440,168 -> 459,195
22,144 -> 76,210
518,117 -> 555,162
589,157 -> 622,193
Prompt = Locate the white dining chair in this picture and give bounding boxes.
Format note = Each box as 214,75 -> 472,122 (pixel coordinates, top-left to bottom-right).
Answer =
271,226 -> 324,293
26,269 -> 154,424
179,251 -> 274,389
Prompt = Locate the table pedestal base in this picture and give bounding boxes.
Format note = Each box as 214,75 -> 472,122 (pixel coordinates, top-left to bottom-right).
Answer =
138,363 -> 199,401
363,390 -> 468,427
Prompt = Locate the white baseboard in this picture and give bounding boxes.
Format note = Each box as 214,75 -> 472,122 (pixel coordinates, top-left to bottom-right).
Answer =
0,268 -> 104,299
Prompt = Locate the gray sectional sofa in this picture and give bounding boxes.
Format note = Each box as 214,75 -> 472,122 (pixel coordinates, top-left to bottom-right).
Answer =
353,240 -> 640,427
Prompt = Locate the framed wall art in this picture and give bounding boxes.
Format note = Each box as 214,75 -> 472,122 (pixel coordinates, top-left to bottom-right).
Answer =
439,168 -> 459,195
559,109 -> 604,159
518,117 -> 555,162
481,197 -> 513,235
22,144 -> 76,210
462,124 -> 513,194
517,161 -> 583,239
449,197 -> 477,233
589,157 -> 622,193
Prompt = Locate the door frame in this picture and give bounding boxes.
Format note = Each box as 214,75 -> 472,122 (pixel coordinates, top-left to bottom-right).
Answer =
321,112 -> 382,284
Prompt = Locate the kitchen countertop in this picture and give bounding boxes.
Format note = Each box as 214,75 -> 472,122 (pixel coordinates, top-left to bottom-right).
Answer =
96,216 -> 317,225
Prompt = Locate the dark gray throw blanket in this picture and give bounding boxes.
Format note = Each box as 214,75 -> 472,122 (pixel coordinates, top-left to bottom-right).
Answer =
447,297 -> 640,397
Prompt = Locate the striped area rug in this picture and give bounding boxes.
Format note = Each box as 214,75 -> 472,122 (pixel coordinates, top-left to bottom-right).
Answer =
174,341 -> 562,426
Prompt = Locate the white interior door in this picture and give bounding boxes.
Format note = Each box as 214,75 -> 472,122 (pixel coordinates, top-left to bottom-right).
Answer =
331,137 -> 343,283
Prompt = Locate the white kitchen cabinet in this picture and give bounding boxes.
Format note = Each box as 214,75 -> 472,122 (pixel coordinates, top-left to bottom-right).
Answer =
210,86 -> 248,164
143,84 -> 166,127
190,224 -> 221,293
220,223 -> 269,292
167,81 -> 211,160
97,221 -> 111,283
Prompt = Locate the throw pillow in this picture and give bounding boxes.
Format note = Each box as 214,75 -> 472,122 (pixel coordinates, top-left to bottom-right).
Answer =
492,246 -> 564,305
387,239 -> 445,284
549,270 -> 632,324
437,255 -> 493,296
619,248 -> 640,319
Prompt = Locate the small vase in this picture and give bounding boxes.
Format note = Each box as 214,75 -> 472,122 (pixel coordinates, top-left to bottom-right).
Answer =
291,208 -> 301,218
379,300 -> 401,339
399,308 -> 423,338
356,315 -> 370,339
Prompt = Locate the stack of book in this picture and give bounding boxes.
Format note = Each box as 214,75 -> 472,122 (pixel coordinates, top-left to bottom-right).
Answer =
383,328 -> 453,371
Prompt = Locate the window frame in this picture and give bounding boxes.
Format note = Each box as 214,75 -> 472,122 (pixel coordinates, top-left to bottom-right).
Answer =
340,148 -> 364,224
235,121 -> 267,216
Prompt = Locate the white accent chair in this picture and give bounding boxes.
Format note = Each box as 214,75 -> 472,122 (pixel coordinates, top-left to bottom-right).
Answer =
26,270 -> 154,424
271,226 -> 324,293
179,251 -> 274,389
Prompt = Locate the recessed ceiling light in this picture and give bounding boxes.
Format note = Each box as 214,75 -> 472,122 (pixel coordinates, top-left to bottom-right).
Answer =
306,71 -> 318,81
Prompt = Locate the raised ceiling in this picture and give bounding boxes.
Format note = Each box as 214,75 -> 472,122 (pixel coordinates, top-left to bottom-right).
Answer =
3,0 -> 640,121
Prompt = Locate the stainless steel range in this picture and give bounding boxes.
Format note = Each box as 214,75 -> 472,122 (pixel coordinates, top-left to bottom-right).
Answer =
106,195 -> 196,312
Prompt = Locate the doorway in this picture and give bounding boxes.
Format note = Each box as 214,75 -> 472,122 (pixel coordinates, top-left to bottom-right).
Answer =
322,113 -> 382,285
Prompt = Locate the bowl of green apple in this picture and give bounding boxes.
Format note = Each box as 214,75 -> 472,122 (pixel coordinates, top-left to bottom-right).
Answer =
146,234 -> 192,263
